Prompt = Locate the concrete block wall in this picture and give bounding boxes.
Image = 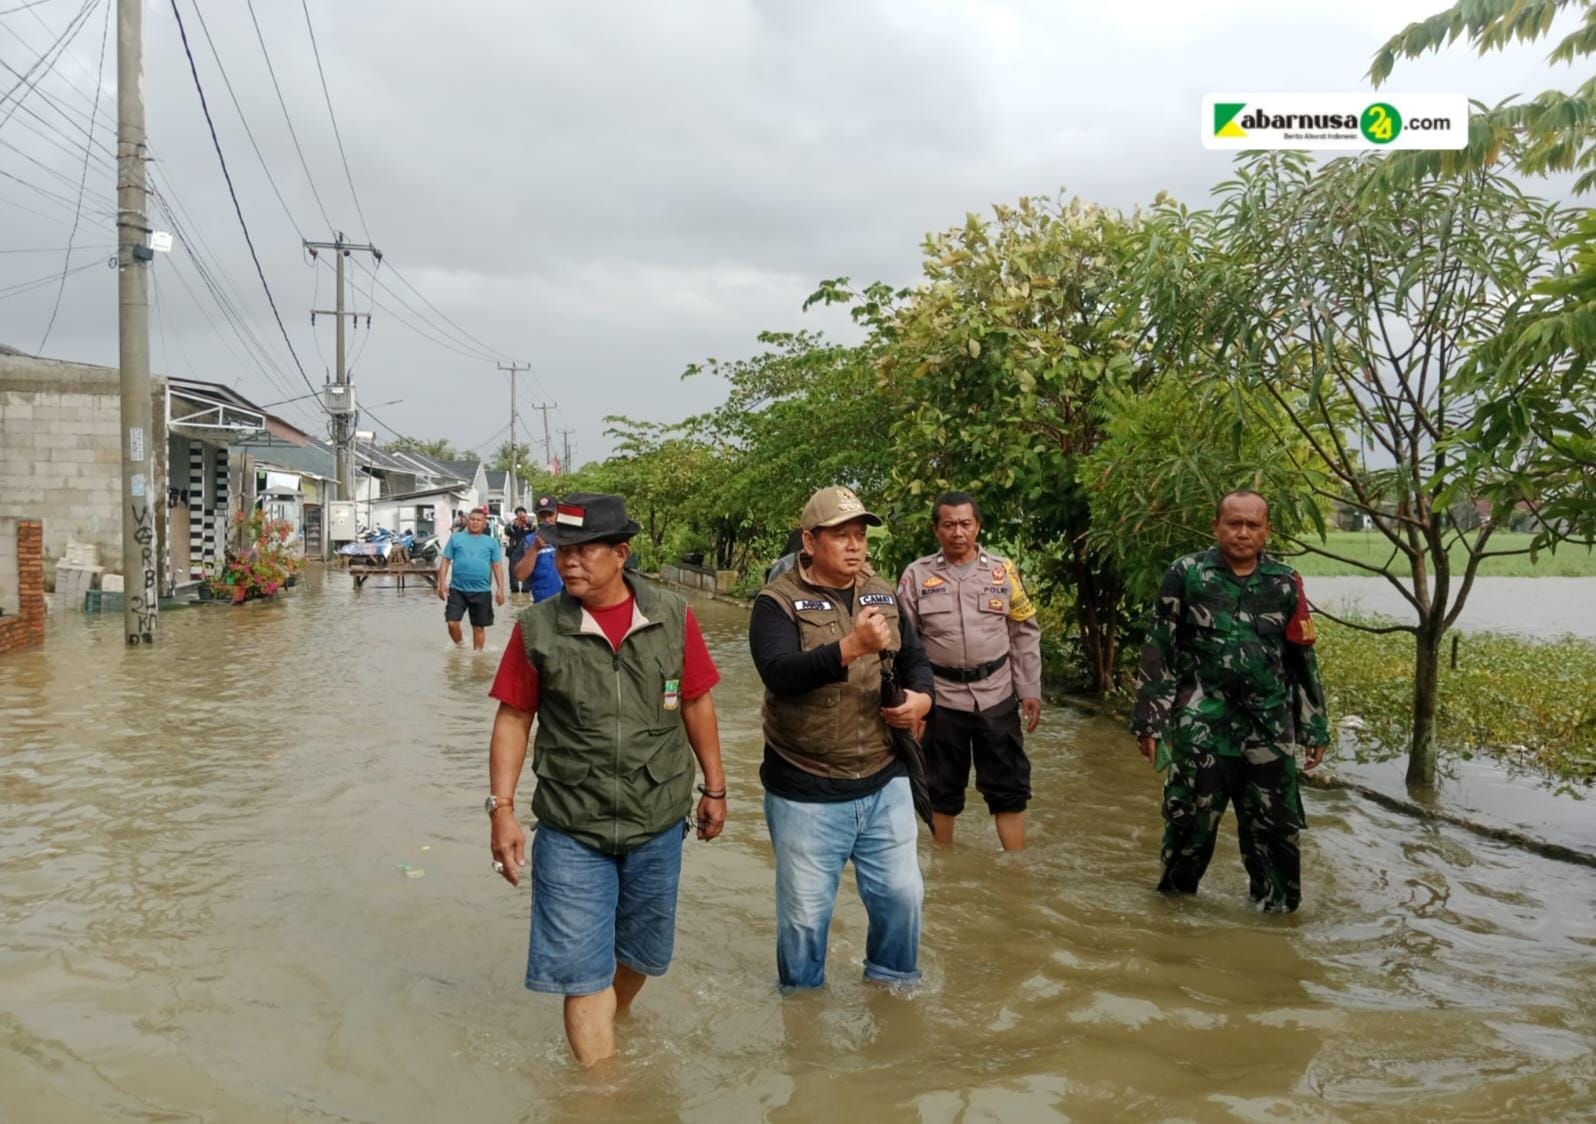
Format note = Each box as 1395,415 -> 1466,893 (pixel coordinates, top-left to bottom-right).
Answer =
0,355 -> 166,585
0,516 -> 18,616
0,519 -> 46,655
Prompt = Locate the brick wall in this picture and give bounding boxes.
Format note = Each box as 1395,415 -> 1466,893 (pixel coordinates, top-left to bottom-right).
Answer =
0,518 -> 45,655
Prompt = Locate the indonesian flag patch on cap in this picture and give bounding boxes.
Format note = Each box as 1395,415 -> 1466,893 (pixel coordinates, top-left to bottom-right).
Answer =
555,503 -> 586,527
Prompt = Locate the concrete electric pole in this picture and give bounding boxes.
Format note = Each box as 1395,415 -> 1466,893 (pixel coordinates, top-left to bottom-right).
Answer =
497,361 -> 530,508
526,401 -> 556,473
117,0 -> 157,646
305,233 -> 380,506
559,428 -> 575,473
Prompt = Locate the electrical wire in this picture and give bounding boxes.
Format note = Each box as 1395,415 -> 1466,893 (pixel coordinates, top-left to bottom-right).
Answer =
243,0 -> 333,231
35,0 -> 106,352
167,0 -> 328,414
0,0 -> 97,131
0,0 -> 63,15
299,0 -> 367,240
322,253 -> 497,363
187,0 -> 303,240
0,258 -> 98,299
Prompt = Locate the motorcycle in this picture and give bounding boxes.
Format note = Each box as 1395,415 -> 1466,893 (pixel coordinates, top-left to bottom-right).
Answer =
337,526 -> 400,567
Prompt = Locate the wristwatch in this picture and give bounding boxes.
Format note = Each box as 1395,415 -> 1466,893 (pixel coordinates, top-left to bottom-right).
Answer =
484,794 -> 515,815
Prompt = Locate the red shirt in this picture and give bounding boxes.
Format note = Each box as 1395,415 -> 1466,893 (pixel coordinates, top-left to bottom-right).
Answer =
489,597 -> 719,715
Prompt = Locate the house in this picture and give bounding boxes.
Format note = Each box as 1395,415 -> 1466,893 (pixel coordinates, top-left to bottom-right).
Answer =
366,484 -> 476,540
0,346 -> 309,597
484,469 -> 521,517
436,459 -> 490,517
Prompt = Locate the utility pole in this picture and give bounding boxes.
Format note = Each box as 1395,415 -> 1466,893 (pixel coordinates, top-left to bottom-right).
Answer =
305,233 -> 379,509
527,401 -> 556,473
118,0 -> 156,646
559,428 -> 575,473
497,361 -> 529,508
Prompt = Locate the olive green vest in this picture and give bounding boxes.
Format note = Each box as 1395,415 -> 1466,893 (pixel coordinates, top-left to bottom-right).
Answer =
759,563 -> 901,780
519,576 -> 693,855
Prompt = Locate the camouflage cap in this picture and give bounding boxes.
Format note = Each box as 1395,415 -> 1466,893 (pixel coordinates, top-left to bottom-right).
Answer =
800,485 -> 883,530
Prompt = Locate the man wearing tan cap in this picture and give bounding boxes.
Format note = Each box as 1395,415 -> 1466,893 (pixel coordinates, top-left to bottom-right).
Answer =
749,485 -> 934,990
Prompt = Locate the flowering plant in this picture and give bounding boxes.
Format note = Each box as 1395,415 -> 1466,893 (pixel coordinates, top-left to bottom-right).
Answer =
208,509 -> 305,602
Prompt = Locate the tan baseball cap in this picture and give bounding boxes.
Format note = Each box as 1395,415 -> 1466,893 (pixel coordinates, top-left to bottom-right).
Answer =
801,485 -> 883,530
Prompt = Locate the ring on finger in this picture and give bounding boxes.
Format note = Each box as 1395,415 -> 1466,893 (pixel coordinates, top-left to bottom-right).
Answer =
492,860 -> 506,873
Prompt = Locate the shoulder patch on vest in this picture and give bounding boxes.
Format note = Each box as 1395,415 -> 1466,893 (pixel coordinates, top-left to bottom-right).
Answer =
859,592 -> 895,606
793,598 -> 834,612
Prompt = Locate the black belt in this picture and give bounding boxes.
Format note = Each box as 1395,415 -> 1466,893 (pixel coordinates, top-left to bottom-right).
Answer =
930,653 -> 1008,683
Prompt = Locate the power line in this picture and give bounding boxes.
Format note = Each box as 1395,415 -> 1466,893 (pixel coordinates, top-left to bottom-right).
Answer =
324,253 -> 498,363
168,0 -> 328,414
0,0 -> 97,132
0,258 -> 98,300
0,244 -> 112,253
150,183 -> 309,414
244,0 -> 333,231
187,0 -> 303,240
299,0 -> 368,240
0,0 -> 64,15
35,0 -> 107,352
0,55 -> 115,168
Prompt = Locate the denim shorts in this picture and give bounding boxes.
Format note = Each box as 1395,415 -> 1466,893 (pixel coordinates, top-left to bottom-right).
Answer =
525,823 -> 684,996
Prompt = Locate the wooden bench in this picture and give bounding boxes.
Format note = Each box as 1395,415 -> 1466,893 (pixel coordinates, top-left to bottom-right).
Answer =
349,566 -> 439,589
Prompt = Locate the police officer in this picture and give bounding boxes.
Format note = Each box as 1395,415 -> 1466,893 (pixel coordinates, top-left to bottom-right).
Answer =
897,491 -> 1042,851
1132,488 -> 1330,913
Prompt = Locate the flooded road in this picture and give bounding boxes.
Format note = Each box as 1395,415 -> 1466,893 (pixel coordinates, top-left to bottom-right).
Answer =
4,570 -> 1595,1121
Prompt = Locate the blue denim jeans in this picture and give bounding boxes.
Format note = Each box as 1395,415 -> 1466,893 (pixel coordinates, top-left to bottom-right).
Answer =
524,823 -> 684,996
763,776 -> 924,990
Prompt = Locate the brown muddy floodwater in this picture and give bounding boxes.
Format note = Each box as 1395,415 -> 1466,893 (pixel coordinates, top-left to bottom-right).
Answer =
3,569 -> 1595,1122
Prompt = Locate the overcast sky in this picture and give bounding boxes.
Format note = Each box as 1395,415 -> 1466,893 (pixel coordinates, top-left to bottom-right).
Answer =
0,0 -> 1581,464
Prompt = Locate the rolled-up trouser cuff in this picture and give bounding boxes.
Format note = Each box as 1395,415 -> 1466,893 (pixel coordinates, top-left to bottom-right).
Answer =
863,960 -> 922,985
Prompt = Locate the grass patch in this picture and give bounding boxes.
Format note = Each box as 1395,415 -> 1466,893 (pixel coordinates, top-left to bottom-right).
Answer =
1287,531 -> 1596,578
1316,619 -> 1596,783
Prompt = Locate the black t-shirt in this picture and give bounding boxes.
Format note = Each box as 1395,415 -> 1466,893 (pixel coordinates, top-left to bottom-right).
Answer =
749,583 -> 933,802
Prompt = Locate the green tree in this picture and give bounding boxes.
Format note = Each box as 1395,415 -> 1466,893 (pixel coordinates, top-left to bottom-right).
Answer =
387,435 -> 458,461
857,194 -> 1156,692
1141,152 -> 1581,787
1079,378 -> 1330,605
491,441 -> 536,477
1370,0 -> 1596,192
1372,0 -> 1596,563
680,330 -> 898,572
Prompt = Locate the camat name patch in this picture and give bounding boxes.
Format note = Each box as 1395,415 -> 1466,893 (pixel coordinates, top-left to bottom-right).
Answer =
793,599 -> 833,612
859,593 -> 895,606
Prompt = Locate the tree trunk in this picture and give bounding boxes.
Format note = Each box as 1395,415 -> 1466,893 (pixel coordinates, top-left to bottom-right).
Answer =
1405,625 -> 1442,788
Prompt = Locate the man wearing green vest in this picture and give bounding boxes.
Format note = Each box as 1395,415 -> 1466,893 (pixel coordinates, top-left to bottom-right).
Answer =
486,493 -> 728,1066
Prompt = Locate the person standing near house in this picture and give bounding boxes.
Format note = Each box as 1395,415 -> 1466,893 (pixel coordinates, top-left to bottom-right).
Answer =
505,506 -> 538,595
438,507 -> 506,650
511,495 -> 563,603
897,491 -> 1043,852
486,492 -> 727,1066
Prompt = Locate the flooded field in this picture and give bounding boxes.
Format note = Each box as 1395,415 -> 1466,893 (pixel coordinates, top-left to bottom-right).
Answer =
3,568 -> 1594,1121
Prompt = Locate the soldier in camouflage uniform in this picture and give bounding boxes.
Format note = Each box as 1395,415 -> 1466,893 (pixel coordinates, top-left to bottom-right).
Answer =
1132,490 -> 1330,912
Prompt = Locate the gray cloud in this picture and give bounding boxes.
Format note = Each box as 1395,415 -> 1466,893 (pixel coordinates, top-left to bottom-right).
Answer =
0,0 -> 1579,460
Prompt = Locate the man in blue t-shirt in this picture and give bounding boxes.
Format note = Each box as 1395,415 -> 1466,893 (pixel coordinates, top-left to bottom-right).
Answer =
438,507 -> 507,649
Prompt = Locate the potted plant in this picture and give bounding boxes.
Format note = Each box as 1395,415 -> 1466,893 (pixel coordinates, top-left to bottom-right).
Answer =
206,510 -> 305,604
